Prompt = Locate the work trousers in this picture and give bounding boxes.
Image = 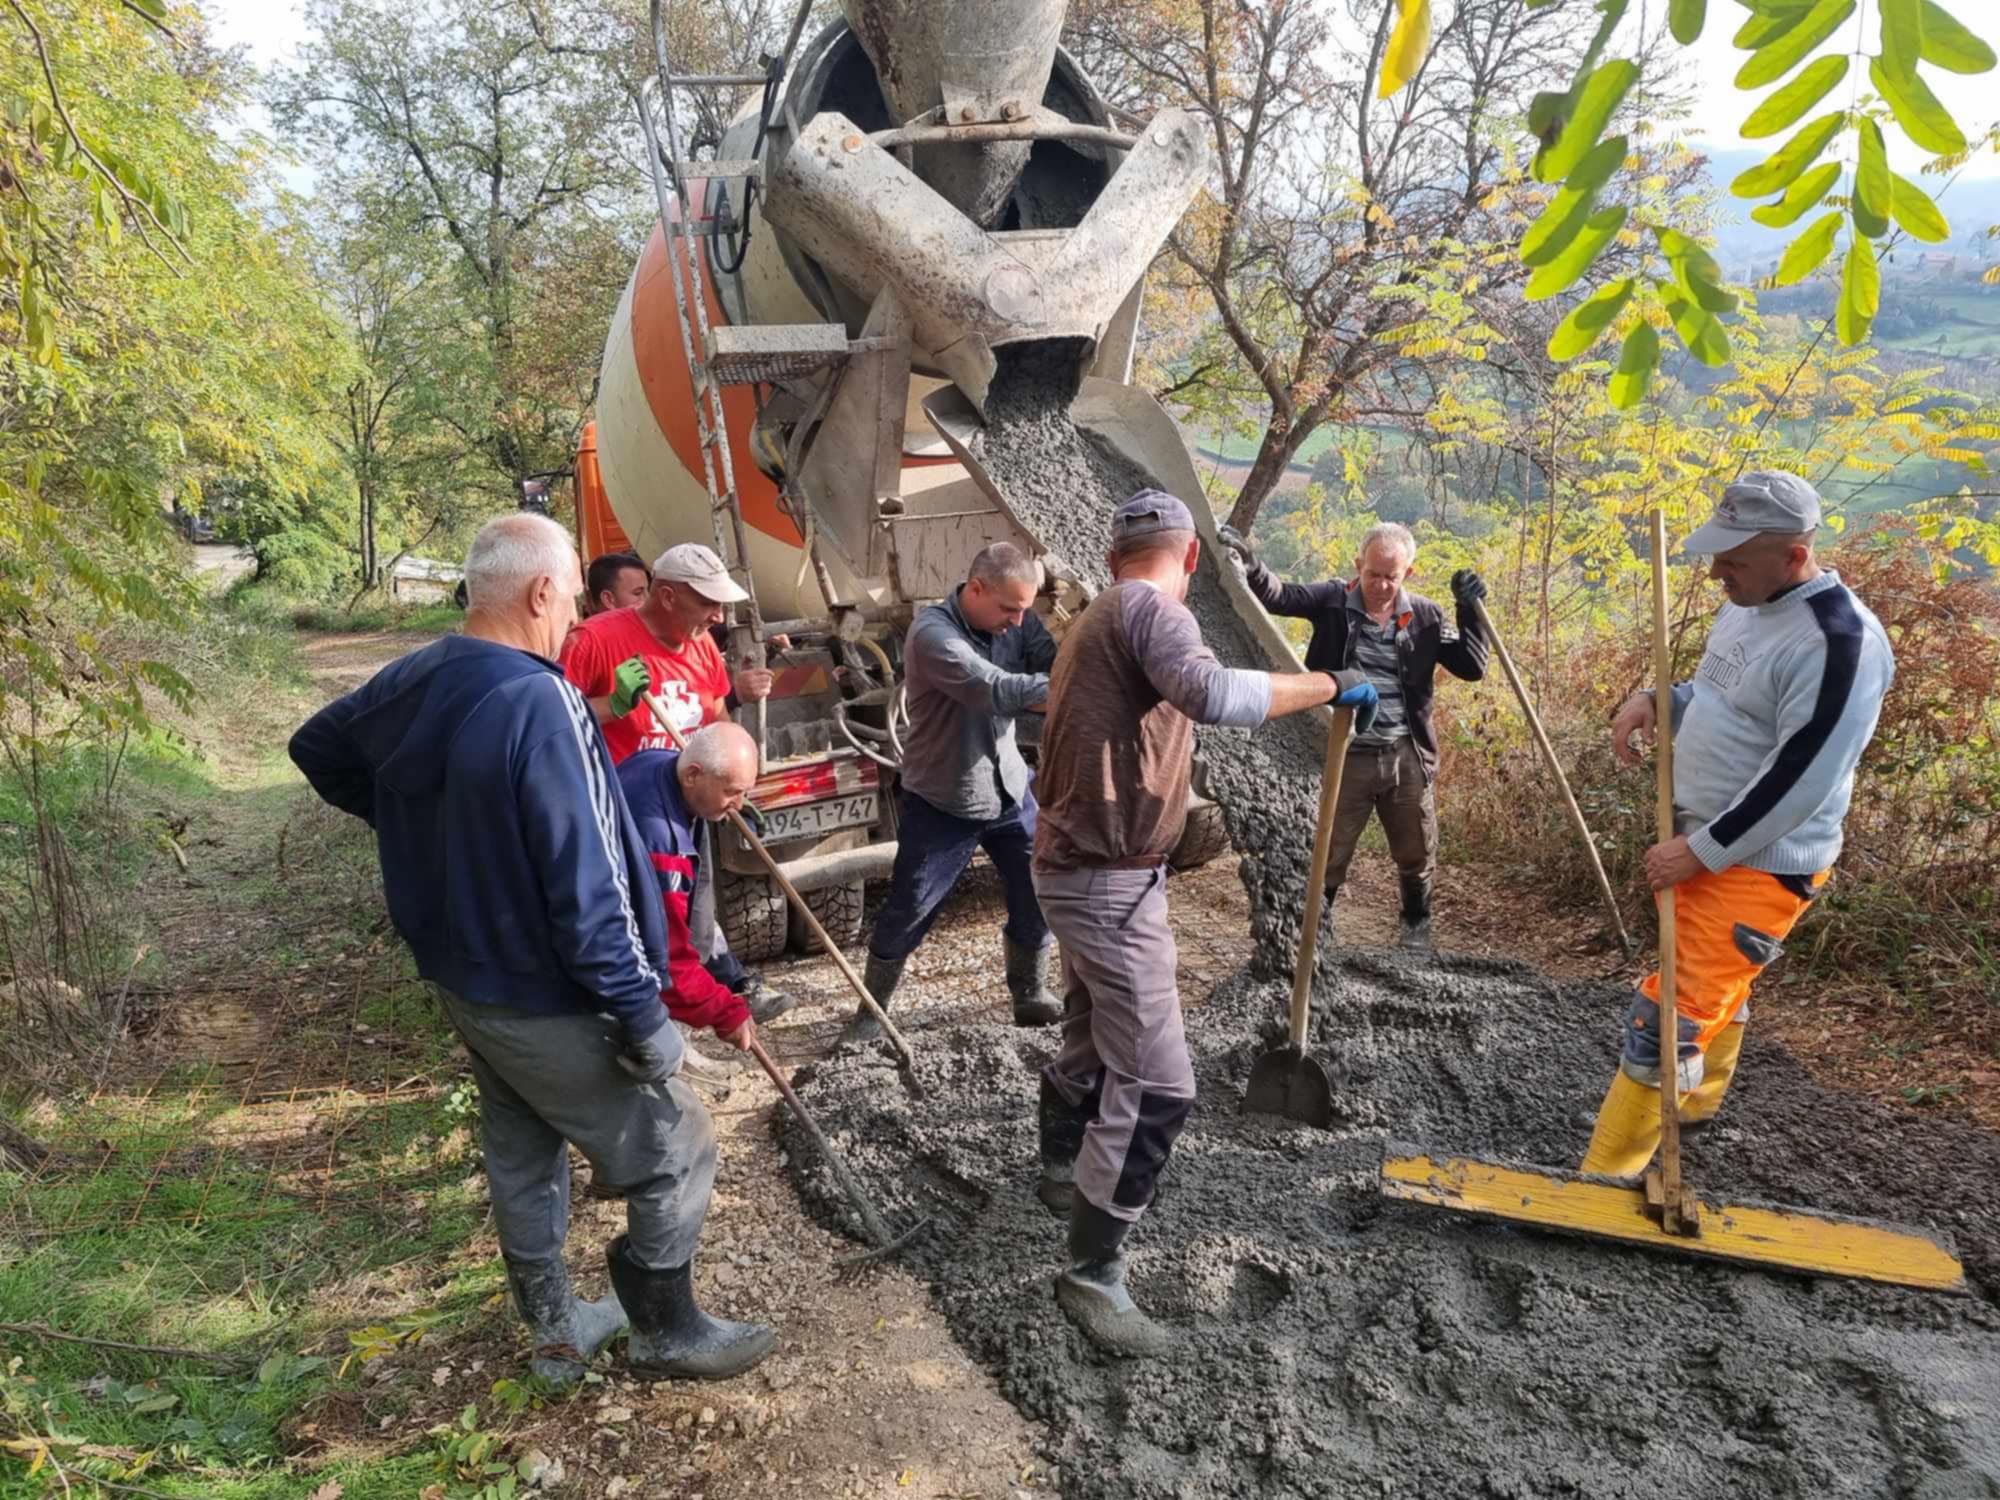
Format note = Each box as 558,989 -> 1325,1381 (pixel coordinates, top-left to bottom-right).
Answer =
1582,866 -> 1825,1175
868,787 -> 1049,963
1034,863 -> 1195,1224
438,989 -> 715,1272
1324,739 -> 1436,894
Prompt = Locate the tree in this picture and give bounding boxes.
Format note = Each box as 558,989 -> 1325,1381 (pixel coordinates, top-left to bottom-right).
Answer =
1069,0 -> 1621,533
1485,0 -> 1998,404
269,0 -> 644,492
2,0 -> 345,754
306,182 -> 490,594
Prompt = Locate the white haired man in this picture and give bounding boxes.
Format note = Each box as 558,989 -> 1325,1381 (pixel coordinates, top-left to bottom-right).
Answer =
1585,472 -> 1894,1173
290,514 -> 775,1387
1217,520 -> 1488,949
617,724 -> 768,1052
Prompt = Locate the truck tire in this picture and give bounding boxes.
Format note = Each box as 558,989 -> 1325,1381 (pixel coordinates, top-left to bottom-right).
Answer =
718,870 -> 788,962
1168,799 -> 1232,873
789,880 -> 865,954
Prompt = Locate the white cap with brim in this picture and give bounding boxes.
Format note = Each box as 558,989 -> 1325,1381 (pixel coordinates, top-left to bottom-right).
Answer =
1682,470 -> 1823,555
652,541 -> 750,604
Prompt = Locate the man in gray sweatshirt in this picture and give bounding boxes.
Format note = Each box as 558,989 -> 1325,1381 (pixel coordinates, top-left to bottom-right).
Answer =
1584,472 -> 1895,1176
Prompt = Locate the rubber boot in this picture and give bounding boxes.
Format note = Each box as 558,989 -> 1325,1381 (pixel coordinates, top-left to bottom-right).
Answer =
1036,1076 -> 1085,1217
1396,874 -> 1433,953
503,1255 -> 627,1387
1054,1200 -> 1171,1358
1580,1069 -> 1664,1178
840,952 -> 904,1046
735,974 -> 797,1025
1679,1023 -> 1745,1128
1006,936 -> 1062,1028
604,1235 -> 775,1381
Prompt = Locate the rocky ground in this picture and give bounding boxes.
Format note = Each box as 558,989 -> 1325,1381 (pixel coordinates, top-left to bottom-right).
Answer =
764,348 -> 2000,1500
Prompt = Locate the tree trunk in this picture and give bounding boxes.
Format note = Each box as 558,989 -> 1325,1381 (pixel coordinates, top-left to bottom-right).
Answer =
1224,418 -> 1320,534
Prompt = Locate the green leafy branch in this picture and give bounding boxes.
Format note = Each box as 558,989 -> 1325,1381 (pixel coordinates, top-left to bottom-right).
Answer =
3,0 -> 193,366
1378,0 -> 1998,410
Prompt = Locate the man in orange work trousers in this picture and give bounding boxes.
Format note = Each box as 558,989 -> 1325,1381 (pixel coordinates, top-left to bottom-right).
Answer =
1584,472 -> 1895,1174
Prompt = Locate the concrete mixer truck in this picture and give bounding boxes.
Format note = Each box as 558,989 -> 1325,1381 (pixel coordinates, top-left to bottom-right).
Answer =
578,0 -> 1300,960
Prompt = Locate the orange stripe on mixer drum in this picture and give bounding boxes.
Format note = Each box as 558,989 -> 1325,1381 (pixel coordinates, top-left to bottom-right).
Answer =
629,213 -> 801,548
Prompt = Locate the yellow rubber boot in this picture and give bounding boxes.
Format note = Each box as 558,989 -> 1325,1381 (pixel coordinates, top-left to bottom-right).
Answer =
1581,1069 -> 1663,1178
1680,1023 -> 1744,1125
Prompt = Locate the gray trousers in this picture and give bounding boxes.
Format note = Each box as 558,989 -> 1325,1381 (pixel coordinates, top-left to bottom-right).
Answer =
439,989 -> 715,1271
1034,864 -> 1196,1224
1325,738 -> 1437,891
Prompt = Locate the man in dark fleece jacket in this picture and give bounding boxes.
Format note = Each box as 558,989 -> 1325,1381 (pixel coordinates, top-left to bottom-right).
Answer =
1219,519 -> 1487,949
289,514 -> 773,1389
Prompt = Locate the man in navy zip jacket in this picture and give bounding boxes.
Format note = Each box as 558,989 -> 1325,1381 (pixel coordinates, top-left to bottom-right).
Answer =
290,514 -> 774,1388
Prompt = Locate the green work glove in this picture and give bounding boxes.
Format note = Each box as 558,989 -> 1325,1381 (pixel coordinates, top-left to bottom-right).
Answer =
609,656 -> 651,718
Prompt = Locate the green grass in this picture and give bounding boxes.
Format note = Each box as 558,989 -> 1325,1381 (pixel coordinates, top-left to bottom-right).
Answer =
284,601 -> 463,635
0,598 -> 499,1499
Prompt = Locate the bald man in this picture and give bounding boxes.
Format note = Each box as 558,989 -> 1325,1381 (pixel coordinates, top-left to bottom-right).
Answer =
289,514 -> 774,1388
617,725 -> 767,1055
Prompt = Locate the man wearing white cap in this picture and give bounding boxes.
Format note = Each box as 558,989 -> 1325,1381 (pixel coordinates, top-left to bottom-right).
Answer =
1584,471 -> 1895,1175
559,543 -> 772,762
561,542 -> 787,1024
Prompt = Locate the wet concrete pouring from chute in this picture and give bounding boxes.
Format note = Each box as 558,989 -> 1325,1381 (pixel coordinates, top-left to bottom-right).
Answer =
778,340 -> 2000,1500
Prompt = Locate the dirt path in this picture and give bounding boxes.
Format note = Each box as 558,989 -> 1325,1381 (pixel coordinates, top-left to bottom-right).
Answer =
220,632 -> 1049,1498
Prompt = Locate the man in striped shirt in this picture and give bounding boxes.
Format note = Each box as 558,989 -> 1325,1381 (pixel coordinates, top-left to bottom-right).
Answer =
1218,521 -> 1488,949
1585,471 -> 1895,1175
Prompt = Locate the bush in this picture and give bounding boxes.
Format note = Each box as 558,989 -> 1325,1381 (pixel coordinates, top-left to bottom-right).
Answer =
1433,529 -> 2000,1019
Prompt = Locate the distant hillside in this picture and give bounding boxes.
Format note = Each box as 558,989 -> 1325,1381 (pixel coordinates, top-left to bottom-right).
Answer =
1693,145 -> 2000,278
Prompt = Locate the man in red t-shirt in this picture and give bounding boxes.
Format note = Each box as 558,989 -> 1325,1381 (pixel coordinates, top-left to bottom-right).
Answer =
560,542 -> 788,1026
560,543 -> 774,763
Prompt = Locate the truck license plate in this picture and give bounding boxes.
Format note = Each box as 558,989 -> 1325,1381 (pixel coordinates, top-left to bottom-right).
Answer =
758,793 -> 877,843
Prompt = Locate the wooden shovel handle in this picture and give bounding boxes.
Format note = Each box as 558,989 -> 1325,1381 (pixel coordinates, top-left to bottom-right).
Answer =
1648,511 -> 1691,1228
1471,598 -> 1633,955
1288,706 -> 1355,1049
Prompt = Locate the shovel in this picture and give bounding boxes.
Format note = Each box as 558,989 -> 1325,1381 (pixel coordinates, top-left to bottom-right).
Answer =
1245,705 -> 1354,1127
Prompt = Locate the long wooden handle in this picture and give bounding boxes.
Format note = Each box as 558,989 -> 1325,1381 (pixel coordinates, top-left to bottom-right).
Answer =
638,691 -> 919,1078
1288,707 -> 1355,1049
1471,598 -> 1633,955
1648,511 -> 1687,1213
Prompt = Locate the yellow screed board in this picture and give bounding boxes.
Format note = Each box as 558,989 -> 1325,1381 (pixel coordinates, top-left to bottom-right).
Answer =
1380,1153 -> 1965,1292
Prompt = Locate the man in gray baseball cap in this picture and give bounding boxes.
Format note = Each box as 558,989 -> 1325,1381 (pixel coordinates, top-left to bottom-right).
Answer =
1679,469 -> 1823,566
1588,470 -> 1895,1177
1030,487 -> 1377,1357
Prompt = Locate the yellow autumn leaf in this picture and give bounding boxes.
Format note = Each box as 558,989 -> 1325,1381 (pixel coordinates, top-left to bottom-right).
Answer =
1379,0 -> 1431,98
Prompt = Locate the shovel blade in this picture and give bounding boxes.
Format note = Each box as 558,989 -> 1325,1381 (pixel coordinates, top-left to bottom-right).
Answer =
1244,1045 -> 1334,1128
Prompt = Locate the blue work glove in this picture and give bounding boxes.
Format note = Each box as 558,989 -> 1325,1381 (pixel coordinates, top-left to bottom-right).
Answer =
1450,568 -> 1488,608
1326,670 -> 1379,737
615,1029 -> 677,1086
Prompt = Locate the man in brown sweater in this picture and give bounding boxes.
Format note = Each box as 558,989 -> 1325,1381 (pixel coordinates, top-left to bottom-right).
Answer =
1032,490 -> 1376,1357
